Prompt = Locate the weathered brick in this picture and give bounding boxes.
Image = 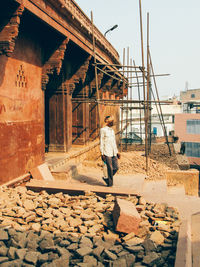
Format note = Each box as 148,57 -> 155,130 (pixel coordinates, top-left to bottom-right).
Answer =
112,198 -> 141,234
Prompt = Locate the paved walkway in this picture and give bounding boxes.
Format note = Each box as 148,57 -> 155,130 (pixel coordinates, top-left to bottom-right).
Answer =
71,166 -> 200,221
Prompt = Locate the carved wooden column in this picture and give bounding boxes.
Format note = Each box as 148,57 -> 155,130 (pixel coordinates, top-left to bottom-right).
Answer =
88,70 -> 104,140
64,83 -> 74,151
42,38 -> 69,152
42,38 -> 69,90
0,4 -> 24,56
48,81 -> 74,152
71,56 -> 91,145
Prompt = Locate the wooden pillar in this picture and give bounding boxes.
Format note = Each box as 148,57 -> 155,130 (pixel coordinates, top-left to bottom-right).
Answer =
48,91 -> 66,152
65,83 -> 73,151
72,85 -> 90,145
48,82 -> 73,152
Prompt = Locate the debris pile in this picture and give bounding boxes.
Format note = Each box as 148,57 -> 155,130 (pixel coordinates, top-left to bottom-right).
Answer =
0,186 -> 180,266
117,152 -> 171,179
94,151 -> 172,180
86,144 -> 180,180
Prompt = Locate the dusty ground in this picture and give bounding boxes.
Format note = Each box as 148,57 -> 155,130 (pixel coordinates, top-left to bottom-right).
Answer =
84,144 -> 179,180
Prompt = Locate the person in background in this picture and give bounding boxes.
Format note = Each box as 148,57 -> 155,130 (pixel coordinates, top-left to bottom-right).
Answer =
100,115 -> 120,187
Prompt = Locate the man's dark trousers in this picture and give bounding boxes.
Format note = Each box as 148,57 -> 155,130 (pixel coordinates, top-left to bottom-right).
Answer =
105,156 -> 119,186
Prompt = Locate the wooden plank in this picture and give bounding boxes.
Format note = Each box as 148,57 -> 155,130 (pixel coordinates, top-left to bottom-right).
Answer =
26,179 -> 137,196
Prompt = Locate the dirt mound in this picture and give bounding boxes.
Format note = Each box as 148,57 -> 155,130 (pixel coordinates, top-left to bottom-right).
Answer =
87,144 -> 180,180
117,151 -> 170,180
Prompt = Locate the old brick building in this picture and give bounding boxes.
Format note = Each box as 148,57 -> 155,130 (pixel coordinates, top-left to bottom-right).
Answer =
0,0 -> 125,183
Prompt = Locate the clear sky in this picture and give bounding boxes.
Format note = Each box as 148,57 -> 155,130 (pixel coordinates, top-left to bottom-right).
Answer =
75,0 -> 200,99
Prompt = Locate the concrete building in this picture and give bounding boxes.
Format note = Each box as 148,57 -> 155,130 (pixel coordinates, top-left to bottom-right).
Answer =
122,99 -> 182,140
175,89 -> 200,165
0,0 -> 125,183
180,88 -> 200,114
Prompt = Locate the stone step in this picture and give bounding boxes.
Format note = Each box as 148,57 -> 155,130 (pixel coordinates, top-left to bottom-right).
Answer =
48,159 -> 82,181
142,180 -> 168,194
167,185 -> 186,196
26,179 -> 138,196
114,174 -> 146,194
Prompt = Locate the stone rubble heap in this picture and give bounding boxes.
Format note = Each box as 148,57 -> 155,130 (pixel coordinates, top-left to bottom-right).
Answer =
0,186 -> 180,266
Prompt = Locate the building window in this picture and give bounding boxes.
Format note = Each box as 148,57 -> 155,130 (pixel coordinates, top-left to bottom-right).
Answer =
191,94 -> 195,98
185,142 -> 200,158
186,120 -> 200,134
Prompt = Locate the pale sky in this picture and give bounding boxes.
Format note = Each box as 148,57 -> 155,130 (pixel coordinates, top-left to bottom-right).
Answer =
75,0 -> 200,99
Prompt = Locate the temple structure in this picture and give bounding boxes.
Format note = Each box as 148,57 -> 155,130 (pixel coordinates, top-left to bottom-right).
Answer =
0,0 -> 125,183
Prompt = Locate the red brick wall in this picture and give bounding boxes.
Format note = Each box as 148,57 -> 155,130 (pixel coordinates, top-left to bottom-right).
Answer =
0,27 -> 44,183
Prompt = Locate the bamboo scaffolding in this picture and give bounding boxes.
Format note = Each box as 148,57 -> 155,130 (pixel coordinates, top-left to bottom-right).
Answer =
149,51 -> 172,155
73,8 -> 173,171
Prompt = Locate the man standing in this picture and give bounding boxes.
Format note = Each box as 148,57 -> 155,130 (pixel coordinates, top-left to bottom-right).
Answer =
100,115 -> 120,187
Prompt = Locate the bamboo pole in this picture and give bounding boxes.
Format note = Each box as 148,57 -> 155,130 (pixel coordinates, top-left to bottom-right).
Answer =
91,11 -> 101,134
120,48 -> 126,152
125,47 -> 130,151
146,12 -> 151,155
133,59 -> 143,143
149,51 -> 172,155
139,0 -> 148,172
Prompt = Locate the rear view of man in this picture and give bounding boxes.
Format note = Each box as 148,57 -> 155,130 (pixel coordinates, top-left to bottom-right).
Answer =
100,115 -> 120,187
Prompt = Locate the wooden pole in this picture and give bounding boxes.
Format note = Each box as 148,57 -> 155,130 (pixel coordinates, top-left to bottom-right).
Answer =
149,51 -> 172,156
133,59 -> 143,143
91,11 -> 101,134
147,12 -> 150,155
125,47 -> 129,151
139,0 -> 148,172
120,48 -> 126,152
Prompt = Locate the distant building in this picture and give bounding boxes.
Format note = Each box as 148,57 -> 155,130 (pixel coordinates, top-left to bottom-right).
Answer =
121,97 -> 182,140
180,88 -> 200,113
175,88 -> 200,165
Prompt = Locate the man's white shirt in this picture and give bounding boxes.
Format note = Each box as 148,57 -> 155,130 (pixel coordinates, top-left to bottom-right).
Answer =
100,126 -> 118,157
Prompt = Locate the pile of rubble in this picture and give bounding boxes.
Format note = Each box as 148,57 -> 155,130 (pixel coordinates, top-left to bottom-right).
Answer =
94,151 -> 172,180
117,152 -> 171,180
0,186 -> 180,266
